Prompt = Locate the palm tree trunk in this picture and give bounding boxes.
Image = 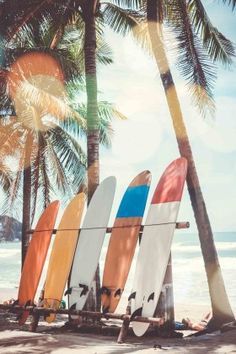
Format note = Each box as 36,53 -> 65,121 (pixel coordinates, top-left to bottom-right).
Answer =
83,0 -> 100,311
21,132 -> 32,268
147,0 -> 234,327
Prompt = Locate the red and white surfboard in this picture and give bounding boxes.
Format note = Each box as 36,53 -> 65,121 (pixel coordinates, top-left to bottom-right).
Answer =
130,158 -> 187,336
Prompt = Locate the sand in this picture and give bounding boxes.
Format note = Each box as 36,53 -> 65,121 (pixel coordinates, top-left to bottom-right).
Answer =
0,287 -> 236,353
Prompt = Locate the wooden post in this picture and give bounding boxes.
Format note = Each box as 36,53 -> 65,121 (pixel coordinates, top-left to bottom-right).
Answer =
29,287 -> 44,332
117,302 -> 131,343
29,311 -> 40,332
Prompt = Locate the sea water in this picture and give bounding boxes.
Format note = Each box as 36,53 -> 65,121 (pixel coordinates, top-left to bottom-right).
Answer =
0,232 -> 235,313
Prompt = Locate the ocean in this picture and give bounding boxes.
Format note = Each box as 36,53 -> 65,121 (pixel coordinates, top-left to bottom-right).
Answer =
0,231 -> 235,314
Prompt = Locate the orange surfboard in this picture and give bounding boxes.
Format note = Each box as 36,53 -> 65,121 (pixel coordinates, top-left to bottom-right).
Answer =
101,171 -> 151,313
17,200 -> 60,325
43,193 -> 85,322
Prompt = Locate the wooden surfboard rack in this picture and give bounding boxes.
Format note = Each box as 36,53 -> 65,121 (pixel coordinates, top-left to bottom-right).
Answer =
0,303 -> 164,342
27,221 -> 190,234
1,221 -> 189,342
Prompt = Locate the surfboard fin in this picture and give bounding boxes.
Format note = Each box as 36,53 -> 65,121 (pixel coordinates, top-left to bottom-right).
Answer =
64,287 -> 72,296
114,288 -> 122,298
79,284 -> 89,296
130,307 -> 142,321
128,292 -> 136,301
102,306 -> 110,314
69,303 -> 77,311
98,286 -> 111,296
147,292 -> 155,302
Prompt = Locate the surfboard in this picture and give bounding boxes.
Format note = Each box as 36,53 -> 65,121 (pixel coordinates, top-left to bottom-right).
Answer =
43,193 -> 85,323
67,176 -> 116,315
101,171 -> 151,313
130,157 -> 187,336
17,200 -> 60,325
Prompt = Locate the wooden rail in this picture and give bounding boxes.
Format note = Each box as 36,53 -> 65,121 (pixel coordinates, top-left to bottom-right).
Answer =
0,304 -> 163,325
27,221 -> 190,234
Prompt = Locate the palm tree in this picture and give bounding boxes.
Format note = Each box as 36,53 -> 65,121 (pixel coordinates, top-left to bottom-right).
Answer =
126,0 -> 235,327
0,113 -> 87,261
1,15 -> 124,264
0,0 -> 142,202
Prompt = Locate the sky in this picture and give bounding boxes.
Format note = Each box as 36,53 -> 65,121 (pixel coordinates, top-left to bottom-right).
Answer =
97,1 -> 236,232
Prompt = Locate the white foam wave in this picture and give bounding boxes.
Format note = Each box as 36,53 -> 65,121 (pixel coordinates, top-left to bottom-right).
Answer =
0,249 -> 20,259
172,242 -> 236,253
172,256 -> 236,272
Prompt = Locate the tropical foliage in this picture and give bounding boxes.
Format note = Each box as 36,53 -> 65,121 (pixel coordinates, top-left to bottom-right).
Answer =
0,15 -> 124,263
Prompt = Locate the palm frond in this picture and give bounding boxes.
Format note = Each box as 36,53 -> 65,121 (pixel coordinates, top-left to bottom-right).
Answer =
60,16 -> 114,70
48,126 -> 86,193
96,38 -> 114,65
44,132 -> 69,195
221,0 -> 236,10
0,164 -> 12,192
104,0 -> 142,10
188,0 -> 235,65
131,20 -> 153,56
8,23 -> 35,48
166,0 -> 216,117
6,150 -> 24,216
102,3 -> 142,35
98,100 -> 126,147
10,80 -> 86,129
1,0 -> 75,40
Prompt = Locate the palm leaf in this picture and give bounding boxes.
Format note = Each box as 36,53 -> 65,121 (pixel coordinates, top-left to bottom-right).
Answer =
131,20 -> 153,55
11,80 -> 86,129
165,0 -> 216,117
221,0 -> 236,10
0,164 -> 12,192
188,0 -> 235,66
49,126 -> 86,192
104,0 -> 142,10
102,3 -> 142,35
6,144 -> 25,217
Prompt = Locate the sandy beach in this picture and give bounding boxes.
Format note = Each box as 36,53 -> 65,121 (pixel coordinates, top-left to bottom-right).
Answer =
1,287 -> 236,354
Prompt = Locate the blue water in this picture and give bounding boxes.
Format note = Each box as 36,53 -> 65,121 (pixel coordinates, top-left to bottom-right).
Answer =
0,232 -> 235,312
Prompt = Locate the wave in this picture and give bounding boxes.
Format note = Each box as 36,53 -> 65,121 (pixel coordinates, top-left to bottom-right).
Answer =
0,248 -> 20,259
172,242 -> 236,253
172,256 -> 236,271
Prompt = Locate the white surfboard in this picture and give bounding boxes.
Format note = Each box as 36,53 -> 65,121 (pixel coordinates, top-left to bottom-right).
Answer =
67,176 -> 116,314
130,158 -> 187,336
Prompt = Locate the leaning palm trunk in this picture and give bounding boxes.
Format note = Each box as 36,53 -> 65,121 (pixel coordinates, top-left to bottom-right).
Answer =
21,132 -> 33,267
83,0 -> 101,311
147,0 -> 234,327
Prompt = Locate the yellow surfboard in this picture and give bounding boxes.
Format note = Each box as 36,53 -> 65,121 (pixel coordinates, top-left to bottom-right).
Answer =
43,193 -> 86,322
